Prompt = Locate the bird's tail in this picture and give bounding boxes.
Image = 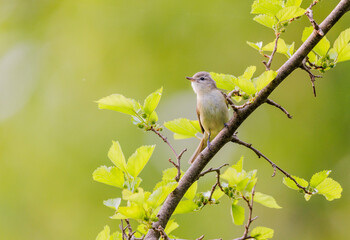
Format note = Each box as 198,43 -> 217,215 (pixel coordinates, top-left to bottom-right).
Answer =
188,132 -> 208,164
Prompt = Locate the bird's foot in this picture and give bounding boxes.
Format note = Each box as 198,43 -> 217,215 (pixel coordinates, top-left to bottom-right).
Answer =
207,137 -> 212,151
224,123 -> 229,128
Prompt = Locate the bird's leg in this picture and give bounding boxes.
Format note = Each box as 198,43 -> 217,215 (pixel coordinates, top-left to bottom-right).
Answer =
207,131 -> 212,151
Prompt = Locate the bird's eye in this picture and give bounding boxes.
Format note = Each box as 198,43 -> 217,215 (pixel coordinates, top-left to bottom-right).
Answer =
200,77 -> 205,80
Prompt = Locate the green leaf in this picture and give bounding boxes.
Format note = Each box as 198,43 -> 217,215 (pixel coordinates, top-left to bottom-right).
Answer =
97,94 -> 138,116
126,145 -> 155,178
247,41 -> 263,51
173,200 -> 197,215
122,188 -> 145,205
304,193 -> 312,201
164,219 -> 179,235
143,87 -> 163,115
337,44 -> 350,62
108,141 -> 127,172
231,202 -> 245,225
93,166 -> 124,188
283,176 -> 308,191
254,70 -> 277,92
254,192 -> 282,209
262,38 -> 289,55
251,226 -> 274,240
333,28 -> 350,56
232,156 -> 244,172
190,120 -> 202,133
242,66 -> 257,80
96,225 -> 111,240
251,0 -> 283,16
253,15 -> 277,29
285,0 -> 302,7
184,181 -> 197,200
212,188 -> 225,201
233,77 -> 256,95
210,72 -> 236,91
316,178 -> 342,201
148,111 -> 158,123
310,170 -> 331,188
117,203 -> 145,220
276,6 -> 305,22
103,198 -> 122,210
148,182 -> 177,208
164,118 -> 201,139
302,26 -> 330,57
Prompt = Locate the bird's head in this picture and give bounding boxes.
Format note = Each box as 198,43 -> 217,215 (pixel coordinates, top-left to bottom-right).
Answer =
186,71 -> 217,94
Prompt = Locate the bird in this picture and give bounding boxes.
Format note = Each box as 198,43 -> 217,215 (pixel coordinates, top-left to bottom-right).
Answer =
186,71 -> 229,164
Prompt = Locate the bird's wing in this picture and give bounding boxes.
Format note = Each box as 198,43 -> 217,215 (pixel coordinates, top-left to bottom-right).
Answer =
196,106 -> 204,134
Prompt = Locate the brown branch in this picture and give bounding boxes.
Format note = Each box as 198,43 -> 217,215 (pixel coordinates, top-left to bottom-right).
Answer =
263,33 -> 280,70
305,7 -> 324,36
300,58 -> 323,97
265,99 -> 292,119
231,135 -> 312,194
145,1 -> 350,239
234,186 -> 258,240
150,126 -> 186,182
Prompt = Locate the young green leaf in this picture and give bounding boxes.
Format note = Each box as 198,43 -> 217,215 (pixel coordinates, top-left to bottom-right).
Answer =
211,188 -> 225,201
251,226 -> 274,240
173,200 -> 198,215
164,219 -> 179,235
122,188 -> 145,205
247,41 -> 263,51
276,6 -> 305,22
333,28 -> 350,62
251,0 -> 283,16
310,170 -> 331,188
254,192 -> 282,209
254,70 -> 278,92
93,166 -> 125,188
302,27 -> 330,57
233,77 -> 256,95
143,87 -> 163,115
262,38 -> 289,56
164,118 -> 201,139
117,203 -> 145,220
232,156 -> 244,172
97,94 -> 138,116
126,145 -> 155,178
184,181 -> 198,200
103,198 -> 122,210
210,72 -> 236,91
96,225 -> 111,240
283,176 -> 308,191
231,202 -> 245,225
242,66 -> 257,80
253,15 -> 277,29
108,141 -> 127,173
316,178 -> 342,201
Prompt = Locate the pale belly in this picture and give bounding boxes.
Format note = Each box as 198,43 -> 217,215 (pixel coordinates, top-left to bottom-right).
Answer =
198,90 -> 229,138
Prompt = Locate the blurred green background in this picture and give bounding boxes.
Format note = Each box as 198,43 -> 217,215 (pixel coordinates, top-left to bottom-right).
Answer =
0,0 -> 349,239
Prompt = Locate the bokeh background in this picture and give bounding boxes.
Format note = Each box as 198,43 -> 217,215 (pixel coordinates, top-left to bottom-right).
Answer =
1,0 -> 349,239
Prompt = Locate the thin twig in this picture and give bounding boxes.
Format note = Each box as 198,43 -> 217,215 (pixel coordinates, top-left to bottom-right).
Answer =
125,219 -> 136,240
305,4 -> 324,36
265,99 -> 293,119
300,58 -> 323,97
233,186 -> 258,240
149,126 -> 186,182
263,33 -> 280,70
196,235 -> 205,240
231,135 -> 312,194
121,220 -> 126,240
156,226 -> 170,240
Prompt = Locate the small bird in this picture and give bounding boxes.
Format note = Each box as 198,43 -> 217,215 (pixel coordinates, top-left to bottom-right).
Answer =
186,71 -> 229,164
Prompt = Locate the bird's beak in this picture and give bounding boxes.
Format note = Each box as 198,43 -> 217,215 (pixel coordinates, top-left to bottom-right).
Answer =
186,76 -> 195,81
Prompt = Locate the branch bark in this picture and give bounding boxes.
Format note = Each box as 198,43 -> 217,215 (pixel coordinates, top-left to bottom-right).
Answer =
145,1 -> 350,239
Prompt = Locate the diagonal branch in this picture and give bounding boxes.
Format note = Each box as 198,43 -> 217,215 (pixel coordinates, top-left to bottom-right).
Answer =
145,1 -> 350,239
